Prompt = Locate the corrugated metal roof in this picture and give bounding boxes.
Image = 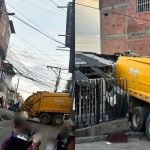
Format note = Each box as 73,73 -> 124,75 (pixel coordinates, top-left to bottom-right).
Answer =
75,71 -> 89,81
75,53 -> 114,68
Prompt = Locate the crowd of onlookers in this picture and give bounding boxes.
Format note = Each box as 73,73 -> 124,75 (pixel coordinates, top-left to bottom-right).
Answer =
0,116 -> 75,150
0,93 -> 75,150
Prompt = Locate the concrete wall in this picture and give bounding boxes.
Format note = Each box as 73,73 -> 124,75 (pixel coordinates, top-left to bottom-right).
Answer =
76,118 -> 129,137
100,0 -> 150,55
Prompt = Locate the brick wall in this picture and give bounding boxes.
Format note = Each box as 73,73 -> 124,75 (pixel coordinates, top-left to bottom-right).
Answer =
100,0 -> 128,54
100,0 -> 150,55
102,38 -> 126,54
101,0 -> 127,7
127,0 -> 150,55
101,8 -> 126,35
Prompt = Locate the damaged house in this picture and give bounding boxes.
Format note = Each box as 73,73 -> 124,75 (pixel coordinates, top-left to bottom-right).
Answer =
75,52 -> 128,128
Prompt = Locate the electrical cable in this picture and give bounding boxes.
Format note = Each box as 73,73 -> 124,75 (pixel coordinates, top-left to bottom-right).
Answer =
15,0 -> 65,16
14,34 -> 69,66
47,0 -> 67,12
12,15 -> 65,45
6,2 -> 64,41
7,52 -> 69,82
75,2 -> 150,22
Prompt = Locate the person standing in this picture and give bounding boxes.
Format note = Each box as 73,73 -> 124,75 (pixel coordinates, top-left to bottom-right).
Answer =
54,126 -> 71,150
46,137 -> 55,150
0,94 -> 4,108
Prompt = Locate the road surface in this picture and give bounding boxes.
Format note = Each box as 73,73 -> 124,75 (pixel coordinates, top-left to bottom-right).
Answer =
0,120 -> 59,149
76,137 -> 150,150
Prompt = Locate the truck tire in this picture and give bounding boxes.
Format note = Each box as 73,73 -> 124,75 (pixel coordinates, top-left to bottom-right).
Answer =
146,114 -> 150,140
131,107 -> 148,131
52,114 -> 63,125
39,113 -> 51,124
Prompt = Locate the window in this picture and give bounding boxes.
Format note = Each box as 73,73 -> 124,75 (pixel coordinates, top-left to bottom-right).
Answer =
137,0 -> 150,13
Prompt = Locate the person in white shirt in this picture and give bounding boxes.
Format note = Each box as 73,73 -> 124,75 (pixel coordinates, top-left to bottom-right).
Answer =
46,137 -> 55,150
32,132 -> 42,150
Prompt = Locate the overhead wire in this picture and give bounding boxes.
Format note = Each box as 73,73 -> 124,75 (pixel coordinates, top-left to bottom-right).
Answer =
15,0 -> 65,16
7,54 -> 56,82
14,34 -> 68,66
6,2 -> 64,41
7,51 -> 69,82
9,43 -> 68,56
6,53 -> 55,83
75,3 -> 150,22
4,0 -> 69,92
12,15 -> 65,46
47,0 -> 67,12
8,46 -> 69,70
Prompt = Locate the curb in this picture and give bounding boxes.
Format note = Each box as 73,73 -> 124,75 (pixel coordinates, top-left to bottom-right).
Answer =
127,131 -> 146,139
76,135 -> 108,144
76,132 -> 146,144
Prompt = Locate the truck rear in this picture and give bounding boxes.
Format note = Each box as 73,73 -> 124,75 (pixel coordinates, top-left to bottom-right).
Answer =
21,92 -> 72,125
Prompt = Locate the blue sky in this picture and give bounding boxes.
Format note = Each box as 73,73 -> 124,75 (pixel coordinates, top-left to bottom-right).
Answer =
6,0 -> 71,99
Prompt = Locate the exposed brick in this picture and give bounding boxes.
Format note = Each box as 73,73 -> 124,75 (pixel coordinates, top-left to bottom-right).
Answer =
100,0 -> 150,55
100,0 -> 127,7
101,8 -> 126,35
102,38 -> 126,54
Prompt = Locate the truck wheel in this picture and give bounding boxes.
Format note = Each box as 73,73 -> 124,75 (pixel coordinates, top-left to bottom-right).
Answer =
39,113 -> 51,124
131,107 -> 148,131
52,114 -> 63,125
146,114 -> 150,140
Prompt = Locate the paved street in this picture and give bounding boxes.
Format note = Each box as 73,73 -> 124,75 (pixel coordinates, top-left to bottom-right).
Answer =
76,137 -> 150,150
0,120 -> 59,150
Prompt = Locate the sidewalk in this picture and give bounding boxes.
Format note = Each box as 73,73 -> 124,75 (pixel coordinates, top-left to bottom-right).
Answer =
76,137 -> 150,150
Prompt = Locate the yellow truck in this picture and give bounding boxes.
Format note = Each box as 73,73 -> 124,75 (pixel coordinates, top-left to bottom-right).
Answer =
20,92 -> 72,125
114,56 -> 150,139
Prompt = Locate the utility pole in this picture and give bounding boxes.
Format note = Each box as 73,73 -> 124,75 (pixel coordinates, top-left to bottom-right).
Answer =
15,78 -> 20,103
54,68 -> 61,93
16,78 -> 20,93
70,0 -> 75,99
47,66 -> 62,93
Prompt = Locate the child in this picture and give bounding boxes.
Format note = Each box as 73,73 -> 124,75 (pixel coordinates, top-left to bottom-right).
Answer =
46,137 -> 55,150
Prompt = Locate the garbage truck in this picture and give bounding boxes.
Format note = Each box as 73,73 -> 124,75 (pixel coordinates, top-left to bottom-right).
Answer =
20,92 -> 72,125
114,56 -> 150,139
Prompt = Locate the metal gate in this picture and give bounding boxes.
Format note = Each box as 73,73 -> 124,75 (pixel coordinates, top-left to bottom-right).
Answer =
75,78 -> 128,129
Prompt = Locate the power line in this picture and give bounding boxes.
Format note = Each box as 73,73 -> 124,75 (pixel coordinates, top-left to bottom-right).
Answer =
75,3 -> 99,10
7,51 -> 69,82
7,53 -> 57,82
6,2 -> 64,39
75,3 -> 150,22
9,43 -> 68,56
12,15 -> 65,45
15,0 -> 64,16
10,62 -> 55,88
9,43 -> 69,70
47,0 -> 67,12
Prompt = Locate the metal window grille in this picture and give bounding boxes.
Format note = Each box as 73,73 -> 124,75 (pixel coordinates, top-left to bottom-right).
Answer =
75,78 -> 129,129
137,0 -> 150,13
